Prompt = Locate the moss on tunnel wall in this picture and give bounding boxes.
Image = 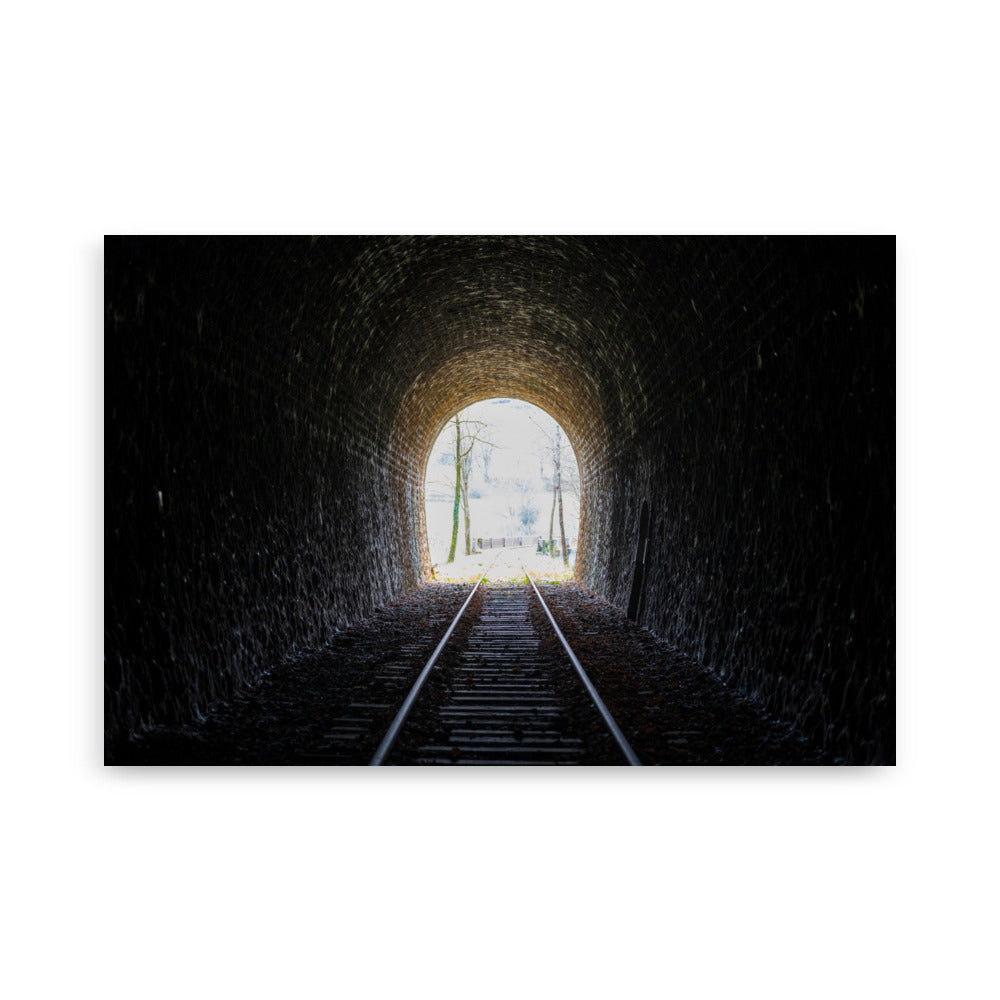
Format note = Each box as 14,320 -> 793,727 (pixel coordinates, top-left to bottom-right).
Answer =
105,236 -> 894,762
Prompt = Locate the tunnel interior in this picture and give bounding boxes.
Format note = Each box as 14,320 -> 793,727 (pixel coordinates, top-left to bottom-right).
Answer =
105,236 -> 895,763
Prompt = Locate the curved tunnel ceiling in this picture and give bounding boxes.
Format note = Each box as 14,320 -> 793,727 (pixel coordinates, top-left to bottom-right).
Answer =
327,236 -> 660,579
325,236 -> 652,439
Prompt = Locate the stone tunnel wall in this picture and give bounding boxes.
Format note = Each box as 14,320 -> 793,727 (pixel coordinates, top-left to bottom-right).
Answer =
105,236 -> 894,762
105,238 -> 419,746
596,239 -> 895,764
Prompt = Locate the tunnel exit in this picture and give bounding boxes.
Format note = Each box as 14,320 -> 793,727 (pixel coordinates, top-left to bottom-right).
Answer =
422,398 -> 582,581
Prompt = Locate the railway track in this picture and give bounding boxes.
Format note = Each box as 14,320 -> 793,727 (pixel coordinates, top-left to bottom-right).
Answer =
371,566 -> 640,766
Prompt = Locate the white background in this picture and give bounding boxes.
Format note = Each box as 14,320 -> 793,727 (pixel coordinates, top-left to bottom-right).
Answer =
2,2 -> 997,998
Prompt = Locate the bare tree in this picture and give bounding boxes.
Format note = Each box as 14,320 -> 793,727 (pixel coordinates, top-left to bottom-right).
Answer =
459,442 -> 474,557
561,452 -> 581,504
446,412 -> 494,563
476,424 -> 497,483
531,416 -> 571,565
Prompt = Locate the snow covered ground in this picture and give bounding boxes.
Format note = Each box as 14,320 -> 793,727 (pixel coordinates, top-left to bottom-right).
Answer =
429,545 -> 575,583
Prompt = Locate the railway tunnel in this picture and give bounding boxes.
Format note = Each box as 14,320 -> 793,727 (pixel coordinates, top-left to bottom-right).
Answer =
105,235 -> 895,764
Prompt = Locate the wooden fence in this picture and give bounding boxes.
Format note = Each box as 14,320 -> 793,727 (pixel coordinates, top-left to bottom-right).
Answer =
477,536 -> 543,550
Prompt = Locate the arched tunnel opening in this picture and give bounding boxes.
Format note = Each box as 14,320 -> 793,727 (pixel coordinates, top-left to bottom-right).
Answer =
420,397 -> 583,579
105,235 -> 894,764
389,337 -> 610,588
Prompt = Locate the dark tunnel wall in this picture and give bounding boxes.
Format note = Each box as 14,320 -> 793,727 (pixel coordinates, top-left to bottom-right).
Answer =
105,236 -> 894,762
608,239 -> 895,763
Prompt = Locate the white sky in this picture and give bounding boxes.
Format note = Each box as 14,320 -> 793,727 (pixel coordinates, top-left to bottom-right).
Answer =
425,398 -> 578,493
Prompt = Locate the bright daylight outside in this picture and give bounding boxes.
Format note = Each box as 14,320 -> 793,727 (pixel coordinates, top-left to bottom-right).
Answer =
424,399 -> 580,582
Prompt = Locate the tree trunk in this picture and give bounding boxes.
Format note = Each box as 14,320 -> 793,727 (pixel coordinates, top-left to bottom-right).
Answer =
555,428 -> 568,565
548,483 -> 557,557
549,424 -> 569,566
447,416 -> 461,563
558,482 -> 568,566
461,469 -> 472,556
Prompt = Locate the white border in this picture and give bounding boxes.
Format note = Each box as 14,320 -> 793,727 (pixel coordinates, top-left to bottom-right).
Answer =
4,3 -> 996,997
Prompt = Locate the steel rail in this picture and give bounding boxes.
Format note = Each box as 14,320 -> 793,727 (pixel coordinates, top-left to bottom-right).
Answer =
522,565 -> 642,766
369,559 -> 496,766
